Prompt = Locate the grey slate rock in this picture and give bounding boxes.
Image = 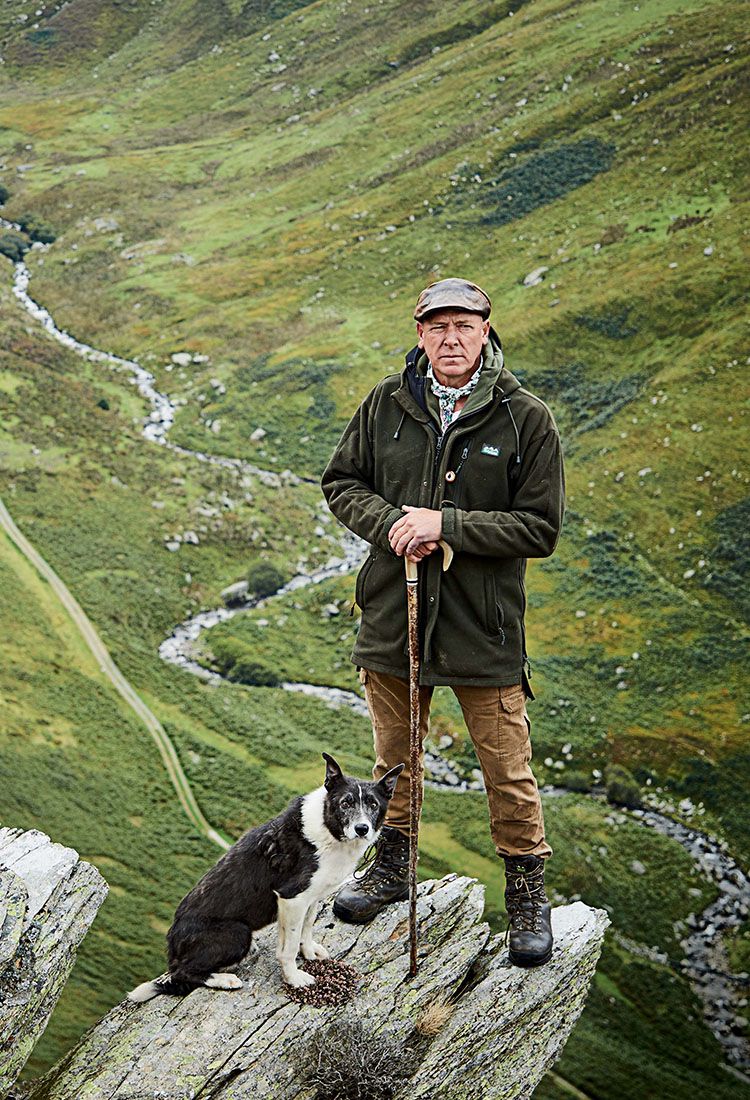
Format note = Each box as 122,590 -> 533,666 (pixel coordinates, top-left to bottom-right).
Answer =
27,874 -> 608,1100
0,828 -> 108,1098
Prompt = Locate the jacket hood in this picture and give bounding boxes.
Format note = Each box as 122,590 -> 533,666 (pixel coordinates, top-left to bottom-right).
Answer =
403,325 -> 522,413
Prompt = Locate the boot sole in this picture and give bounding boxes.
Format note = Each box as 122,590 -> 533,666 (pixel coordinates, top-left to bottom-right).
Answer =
508,945 -> 553,968
333,891 -> 409,925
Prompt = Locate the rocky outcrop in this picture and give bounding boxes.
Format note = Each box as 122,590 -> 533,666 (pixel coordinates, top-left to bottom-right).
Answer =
27,874 -> 608,1100
0,828 -> 107,1097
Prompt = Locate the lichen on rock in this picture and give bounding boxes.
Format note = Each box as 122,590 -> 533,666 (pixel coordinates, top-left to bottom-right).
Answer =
23,873 -> 608,1100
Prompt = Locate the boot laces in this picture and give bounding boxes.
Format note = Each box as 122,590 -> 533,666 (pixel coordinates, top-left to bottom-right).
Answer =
352,831 -> 409,893
504,861 -> 548,940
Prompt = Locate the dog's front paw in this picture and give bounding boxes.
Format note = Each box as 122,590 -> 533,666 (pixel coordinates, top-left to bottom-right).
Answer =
284,967 -> 316,988
302,941 -> 329,961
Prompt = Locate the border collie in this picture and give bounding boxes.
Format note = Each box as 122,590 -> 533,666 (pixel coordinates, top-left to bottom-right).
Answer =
128,753 -> 403,999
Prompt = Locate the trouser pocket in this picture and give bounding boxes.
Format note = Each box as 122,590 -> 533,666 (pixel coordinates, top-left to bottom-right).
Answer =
453,682 -> 552,858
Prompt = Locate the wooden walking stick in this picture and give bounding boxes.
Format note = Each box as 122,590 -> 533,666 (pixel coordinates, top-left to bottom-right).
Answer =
406,538 -> 454,978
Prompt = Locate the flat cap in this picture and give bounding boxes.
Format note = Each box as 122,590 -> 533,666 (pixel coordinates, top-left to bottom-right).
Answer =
414,277 -> 492,321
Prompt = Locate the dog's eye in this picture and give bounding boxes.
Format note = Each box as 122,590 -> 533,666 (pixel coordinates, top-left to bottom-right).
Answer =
340,796 -> 353,808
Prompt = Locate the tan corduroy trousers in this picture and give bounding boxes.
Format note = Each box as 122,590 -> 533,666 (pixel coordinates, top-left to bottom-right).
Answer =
360,668 -> 552,860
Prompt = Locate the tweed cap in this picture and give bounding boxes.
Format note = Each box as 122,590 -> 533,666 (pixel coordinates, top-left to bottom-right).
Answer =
414,278 -> 492,321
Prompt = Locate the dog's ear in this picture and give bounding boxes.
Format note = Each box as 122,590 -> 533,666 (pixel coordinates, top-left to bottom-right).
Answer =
376,763 -> 405,800
322,752 -> 344,790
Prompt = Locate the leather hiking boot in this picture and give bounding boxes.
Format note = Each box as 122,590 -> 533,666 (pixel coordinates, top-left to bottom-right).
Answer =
503,854 -> 553,968
333,825 -> 410,924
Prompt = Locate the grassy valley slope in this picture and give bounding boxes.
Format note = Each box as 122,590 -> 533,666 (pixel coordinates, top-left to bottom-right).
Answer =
0,0 -> 747,1094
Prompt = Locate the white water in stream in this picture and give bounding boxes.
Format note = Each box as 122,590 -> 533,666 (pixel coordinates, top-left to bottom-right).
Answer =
6,228 -> 749,1076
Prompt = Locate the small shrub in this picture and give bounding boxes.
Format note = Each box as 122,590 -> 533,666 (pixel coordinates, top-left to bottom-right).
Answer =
600,223 -> 627,246
574,306 -> 638,340
229,655 -> 279,687
0,184 -> 9,205
246,561 -> 285,599
605,764 -> 642,809
16,212 -> 56,244
301,1015 -> 415,1100
26,26 -> 57,46
524,367 -> 646,436
0,231 -> 29,262
478,138 -> 616,228
667,212 -> 707,234
704,497 -> 750,622
210,636 -> 280,687
558,770 -> 593,793
395,4 -> 524,66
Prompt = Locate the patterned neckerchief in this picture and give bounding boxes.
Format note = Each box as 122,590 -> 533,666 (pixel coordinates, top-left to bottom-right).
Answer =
426,359 -> 483,433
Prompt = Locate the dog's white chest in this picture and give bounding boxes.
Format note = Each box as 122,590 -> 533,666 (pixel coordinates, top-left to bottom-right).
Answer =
300,787 -> 370,900
311,843 -> 363,894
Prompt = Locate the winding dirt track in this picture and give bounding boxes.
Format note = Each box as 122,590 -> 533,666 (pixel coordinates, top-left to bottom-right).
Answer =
0,496 -> 230,851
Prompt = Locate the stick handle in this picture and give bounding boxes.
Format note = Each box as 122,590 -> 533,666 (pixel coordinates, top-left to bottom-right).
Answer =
404,541 -> 453,582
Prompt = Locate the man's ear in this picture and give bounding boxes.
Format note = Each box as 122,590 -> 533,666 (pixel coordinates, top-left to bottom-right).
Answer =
322,752 -> 344,791
481,319 -> 490,345
376,763 -> 405,800
416,321 -> 425,349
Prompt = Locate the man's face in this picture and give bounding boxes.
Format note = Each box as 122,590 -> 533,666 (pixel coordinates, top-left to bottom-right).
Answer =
416,309 -> 490,388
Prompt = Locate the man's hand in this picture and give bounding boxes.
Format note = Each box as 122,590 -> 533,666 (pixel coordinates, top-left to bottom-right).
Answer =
405,541 -> 439,563
389,506 -> 443,558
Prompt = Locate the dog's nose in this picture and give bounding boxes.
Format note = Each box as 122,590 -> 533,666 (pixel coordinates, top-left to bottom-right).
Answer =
355,824 -> 369,837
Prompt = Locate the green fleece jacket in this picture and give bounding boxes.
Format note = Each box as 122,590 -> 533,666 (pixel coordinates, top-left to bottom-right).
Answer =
321,333 -> 566,688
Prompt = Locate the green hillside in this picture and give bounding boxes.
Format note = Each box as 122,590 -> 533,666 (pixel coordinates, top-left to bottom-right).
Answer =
0,0 -> 747,1095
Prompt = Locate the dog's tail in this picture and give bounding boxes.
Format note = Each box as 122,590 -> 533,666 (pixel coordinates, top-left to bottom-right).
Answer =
127,973 -> 200,1002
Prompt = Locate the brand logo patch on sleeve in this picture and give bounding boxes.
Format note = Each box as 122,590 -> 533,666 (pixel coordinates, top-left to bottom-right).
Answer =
480,443 -> 501,456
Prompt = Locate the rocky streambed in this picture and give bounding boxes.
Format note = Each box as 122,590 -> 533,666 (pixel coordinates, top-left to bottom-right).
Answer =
6,233 -> 749,1078
632,807 -> 749,1074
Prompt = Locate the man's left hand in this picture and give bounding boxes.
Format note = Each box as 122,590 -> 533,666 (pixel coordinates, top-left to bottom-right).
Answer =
389,506 -> 443,557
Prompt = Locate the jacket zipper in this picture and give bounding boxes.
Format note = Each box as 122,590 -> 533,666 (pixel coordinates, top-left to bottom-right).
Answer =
451,441 -> 472,504
422,398 -> 495,664
430,411 -> 481,501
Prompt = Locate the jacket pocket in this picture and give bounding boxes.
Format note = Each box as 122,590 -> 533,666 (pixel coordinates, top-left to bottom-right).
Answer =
355,553 -> 376,611
483,573 -> 505,638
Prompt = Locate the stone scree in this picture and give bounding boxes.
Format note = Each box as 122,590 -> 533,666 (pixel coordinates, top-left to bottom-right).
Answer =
25,874 -> 608,1100
0,828 -> 107,1097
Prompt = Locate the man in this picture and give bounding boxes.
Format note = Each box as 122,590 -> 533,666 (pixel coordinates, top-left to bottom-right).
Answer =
321,278 -> 565,967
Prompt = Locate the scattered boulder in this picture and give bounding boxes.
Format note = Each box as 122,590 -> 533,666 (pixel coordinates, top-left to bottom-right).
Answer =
523,265 -> 549,287
221,580 -> 250,607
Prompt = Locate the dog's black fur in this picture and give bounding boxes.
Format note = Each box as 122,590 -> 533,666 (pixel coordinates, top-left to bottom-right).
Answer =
163,799 -> 316,994
128,753 -> 403,999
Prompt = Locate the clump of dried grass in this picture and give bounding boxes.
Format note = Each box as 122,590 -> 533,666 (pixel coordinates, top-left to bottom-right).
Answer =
414,992 -> 454,1037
